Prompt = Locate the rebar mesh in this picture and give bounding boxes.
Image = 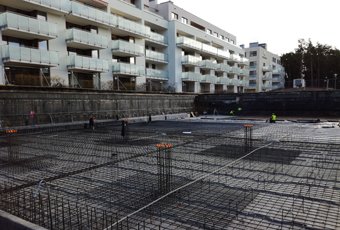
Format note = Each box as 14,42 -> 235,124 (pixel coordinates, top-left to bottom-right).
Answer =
0,120 -> 339,229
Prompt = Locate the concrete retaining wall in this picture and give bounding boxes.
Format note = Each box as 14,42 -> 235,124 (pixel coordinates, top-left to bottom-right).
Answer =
0,90 -> 195,127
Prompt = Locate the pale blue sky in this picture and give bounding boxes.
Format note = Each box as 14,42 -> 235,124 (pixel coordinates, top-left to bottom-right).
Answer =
158,0 -> 339,55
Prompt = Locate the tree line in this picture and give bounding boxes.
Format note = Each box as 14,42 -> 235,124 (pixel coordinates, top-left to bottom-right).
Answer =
281,39 -> 340,89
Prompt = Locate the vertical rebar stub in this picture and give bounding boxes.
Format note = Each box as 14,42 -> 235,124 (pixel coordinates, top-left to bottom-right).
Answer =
243,124 -> 253,153
155,143 -> 173,195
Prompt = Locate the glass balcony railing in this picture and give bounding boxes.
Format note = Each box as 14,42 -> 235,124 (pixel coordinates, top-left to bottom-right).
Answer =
66,28 -> 108,49
112,40 -> 144,56
229,54 -> 241,62
240,57 -> 249,65
177,37 -> 230,60
217,49 -> 230,59
146,69 -> 168,79
202,43 -> 218,55
239,80 -> 248,87
262,84 -> 272,90
238,69 -> 249,76
145,50 -> 167,62
116,16 -> 151,38
216,63 -> 231,72
0,12 -> 57,39
176,37 -> 202,51
262,76 -> 272,81
23,0 -> 71,13
181,55 -> 202,66
149,31 -> 166,44
112,62 -> 144,76
182,72 -> 201,82
272,68 -> 284,75
216,77 -> 229,84
199,60 -> 219,70
76,0 -> 108,9
262,66 -> 272,72
70,1 -> 116,27
229,66 -> 240,74
1,45 -> 58,66
201,75 -> 217,84
67,55 -> 109,72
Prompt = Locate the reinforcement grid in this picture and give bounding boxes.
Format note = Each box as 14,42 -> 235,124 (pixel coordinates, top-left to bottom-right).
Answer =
0,121 -> 339,229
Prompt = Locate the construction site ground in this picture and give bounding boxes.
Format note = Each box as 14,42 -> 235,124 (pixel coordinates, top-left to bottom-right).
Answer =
0,115 -> 339,229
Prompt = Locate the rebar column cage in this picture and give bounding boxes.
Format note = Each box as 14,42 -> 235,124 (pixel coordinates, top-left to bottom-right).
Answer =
5,129 -> 19,162
155,143 -> 173,195
243,124 -> 253,153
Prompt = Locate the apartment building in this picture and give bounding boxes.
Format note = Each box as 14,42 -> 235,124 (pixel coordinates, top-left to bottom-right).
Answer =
0,0 -> 248,93
243,42 -> 285,92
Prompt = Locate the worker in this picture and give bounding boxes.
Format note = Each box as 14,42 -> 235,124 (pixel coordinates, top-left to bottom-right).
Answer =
270,113 -> 277,123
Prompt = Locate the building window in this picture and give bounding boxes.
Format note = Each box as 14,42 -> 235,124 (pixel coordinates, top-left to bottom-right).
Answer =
220,35 -> 224,40
250,51 -> 257,57
181,17 -> 188,24
213,32 -> 218,37
272,57 -> 276,63
250,61 -> 256,67
171,12 -> 178,20
206,29 -> 212,34
250,70 -> 256,75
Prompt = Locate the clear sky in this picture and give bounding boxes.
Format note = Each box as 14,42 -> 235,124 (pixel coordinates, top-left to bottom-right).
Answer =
157,0 -> 339,56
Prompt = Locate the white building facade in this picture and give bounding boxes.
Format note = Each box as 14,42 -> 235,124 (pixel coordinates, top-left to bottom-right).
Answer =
243,42 -> 285,92
0,0 -> 248,93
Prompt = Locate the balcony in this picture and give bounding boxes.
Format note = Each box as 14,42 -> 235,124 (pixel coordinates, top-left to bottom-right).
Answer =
112,40 -> 144,57
229,66 -> 240,75
272,68 -> 284,75
201,44 -> 218,56
216,63 -> 231,73
262,76 -> 272,81
177,36 -> 229,60
199,60 -> 219,70
146,69 -> 168,80
66,28 -> 108,49
262,66 -> 272,72
201,75 -> 217,84
229,78 -> 240,86
147,31 -> 166,45
238,69 -> 249,76
67,55 -> 109,73
262,84 -> 272,90
182,72 -> 201,82
217,49 -> 230,59
1,45 -> 58,67
115,16 -> 151,38
0,12 -> 57,40
70,1 -> 116,28
76,0 -> 108,9
23,0 -> 71,14
229,54 -> 241,62
239,80 -> 248,87
112,62 -> 144,76
181,55 -> 202,66
176,37 -> 202,51
272,76 -> 282,82
239,57 -> 249,65
216,77 -> 229,85
145,50 -> 167,63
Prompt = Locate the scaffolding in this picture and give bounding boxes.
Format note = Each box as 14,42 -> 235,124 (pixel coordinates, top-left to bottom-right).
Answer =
0,120 -> 339,229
